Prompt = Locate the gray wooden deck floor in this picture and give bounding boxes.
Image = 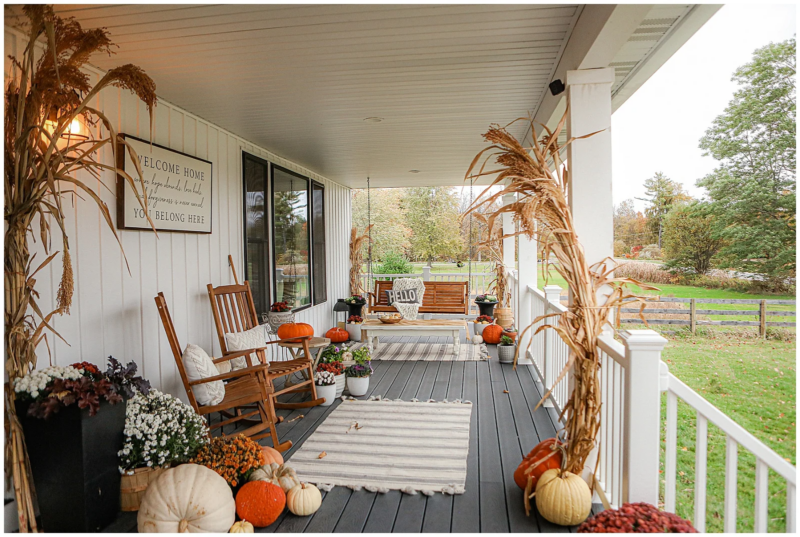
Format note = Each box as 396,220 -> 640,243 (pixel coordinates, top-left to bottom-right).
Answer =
104,332 -> 600,533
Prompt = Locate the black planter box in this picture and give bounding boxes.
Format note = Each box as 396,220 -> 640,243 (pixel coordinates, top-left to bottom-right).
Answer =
476,301 -> 498,317
17,398 -> 126,532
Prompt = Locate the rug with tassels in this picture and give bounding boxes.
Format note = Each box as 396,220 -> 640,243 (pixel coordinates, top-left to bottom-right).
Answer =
286,397 -> 472,495
348,341 -> 488,361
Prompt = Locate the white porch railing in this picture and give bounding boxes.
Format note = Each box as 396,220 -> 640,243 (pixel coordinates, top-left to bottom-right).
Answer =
523,284 -> 797,532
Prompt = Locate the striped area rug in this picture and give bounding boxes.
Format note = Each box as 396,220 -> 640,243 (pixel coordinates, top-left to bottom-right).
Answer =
287,398 -> 472,495
349,341 -> 488,361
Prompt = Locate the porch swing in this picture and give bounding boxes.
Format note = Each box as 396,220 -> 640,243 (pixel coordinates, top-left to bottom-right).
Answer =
365,177 -> 472,317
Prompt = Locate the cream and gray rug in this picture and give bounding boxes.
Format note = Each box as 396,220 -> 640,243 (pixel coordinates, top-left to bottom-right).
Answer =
349,341 -> 488,361
287,398 -> 472,495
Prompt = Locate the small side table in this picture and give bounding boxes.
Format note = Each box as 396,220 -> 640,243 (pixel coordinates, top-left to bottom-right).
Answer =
278,337 -> 330,387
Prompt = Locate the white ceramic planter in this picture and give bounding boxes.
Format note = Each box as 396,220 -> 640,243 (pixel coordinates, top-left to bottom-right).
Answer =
334,374 -> 346,398
346,376 -> 370,397
473,323 -> 488,337
346,323 -> 363,342
316,384 -> 337,406
498,344 -> 516,364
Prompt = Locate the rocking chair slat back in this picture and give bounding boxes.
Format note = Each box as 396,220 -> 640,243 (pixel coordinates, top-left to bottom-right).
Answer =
208,282 -> 260,355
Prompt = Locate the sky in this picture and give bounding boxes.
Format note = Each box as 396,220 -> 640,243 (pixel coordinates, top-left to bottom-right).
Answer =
611,3 -> 797,211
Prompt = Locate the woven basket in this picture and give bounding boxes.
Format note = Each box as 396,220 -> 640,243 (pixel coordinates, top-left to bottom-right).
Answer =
120,466 -> 165,512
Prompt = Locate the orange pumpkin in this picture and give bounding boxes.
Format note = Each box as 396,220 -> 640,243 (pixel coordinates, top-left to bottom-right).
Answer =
325,327 -> 348,343
261,446 -> 284,466
236,481 -> 285,527
482,324 -> 504,344
277,322 -> 313,340
513,438 -> 562,490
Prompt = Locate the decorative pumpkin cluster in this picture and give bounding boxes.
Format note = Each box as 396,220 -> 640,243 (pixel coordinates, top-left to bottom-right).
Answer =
474,315 -> 494,324
14,357 -> 149,419
270,301 -> 290,312
191,434 -> 265,487
235,462 -> 322,527
578,502 -> 698,533
118,389 -> 208,473
347,315 -> 363,324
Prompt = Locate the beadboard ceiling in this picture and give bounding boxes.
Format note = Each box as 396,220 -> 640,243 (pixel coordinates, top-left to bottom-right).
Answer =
4,4 -> 712,189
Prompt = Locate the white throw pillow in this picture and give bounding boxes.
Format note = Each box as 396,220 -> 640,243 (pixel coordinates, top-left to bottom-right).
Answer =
225,324 -> 267,370
182,344 -> 225,406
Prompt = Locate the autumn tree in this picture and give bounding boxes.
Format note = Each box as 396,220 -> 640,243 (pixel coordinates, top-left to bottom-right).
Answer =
403,187 -> 464,266
697,38 -> 796,283
662,203 -> 724,275
614,199 -> 654,251
637,173 -> 691,247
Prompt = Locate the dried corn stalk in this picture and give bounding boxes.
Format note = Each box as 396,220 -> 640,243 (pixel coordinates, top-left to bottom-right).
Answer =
4,6 -> 157,531
349,225 -> 373,296
465,111 -> 656,476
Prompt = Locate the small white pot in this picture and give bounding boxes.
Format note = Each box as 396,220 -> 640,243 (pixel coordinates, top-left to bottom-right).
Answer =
346,323 -> 363,342
316,384 -> 337,406
498,344 -> 516,364
346,376 -> 370,397
334,374 -> 346,398
473,323 -> 488,337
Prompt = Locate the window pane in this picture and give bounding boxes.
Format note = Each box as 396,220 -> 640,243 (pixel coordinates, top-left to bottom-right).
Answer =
243,154 -> 269,315
312,181 -> 327,304
273,167 -> 310,309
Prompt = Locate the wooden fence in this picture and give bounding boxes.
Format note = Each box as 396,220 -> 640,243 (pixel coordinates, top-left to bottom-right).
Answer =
614,297 -> 796,336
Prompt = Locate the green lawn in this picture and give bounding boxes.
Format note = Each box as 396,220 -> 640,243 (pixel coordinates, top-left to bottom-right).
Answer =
656,334 -> 796,533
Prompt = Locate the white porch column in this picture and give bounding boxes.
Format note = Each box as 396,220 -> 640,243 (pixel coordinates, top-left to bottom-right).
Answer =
620,329 -> 668,505
565,68 -> 614,308
516,224 -> 537,366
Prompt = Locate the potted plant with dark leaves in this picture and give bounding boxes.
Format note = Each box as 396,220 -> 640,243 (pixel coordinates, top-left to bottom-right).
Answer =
118,389 -> 208,511
317,345 -> 346,397
346,314 -> 364,342
498,335 -> 516,364
344,294 -> 366,318
345,348 -> 373,397
13,357 -> 150,532
315,371 -> 337,407
502,325 -> 518,342
475,294 -> 499,317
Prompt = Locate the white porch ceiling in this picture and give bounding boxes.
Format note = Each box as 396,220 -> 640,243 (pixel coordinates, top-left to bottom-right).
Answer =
4,4 -> 717,189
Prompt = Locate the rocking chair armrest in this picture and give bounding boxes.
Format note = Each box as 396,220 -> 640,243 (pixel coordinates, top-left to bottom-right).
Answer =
188,363 -> 270,385
212,347 -> 268,364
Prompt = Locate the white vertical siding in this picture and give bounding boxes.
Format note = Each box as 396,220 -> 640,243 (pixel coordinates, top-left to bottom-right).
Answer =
6,26 -> 351,399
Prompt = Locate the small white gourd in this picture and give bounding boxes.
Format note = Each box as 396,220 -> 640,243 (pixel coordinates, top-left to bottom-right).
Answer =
229,520 -> 254,533
473,335 -> 484,345
137,464 -> 235,533
286,483 -> 322,516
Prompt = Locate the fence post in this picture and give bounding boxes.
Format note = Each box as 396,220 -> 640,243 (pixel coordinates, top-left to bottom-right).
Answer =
759,299 -> 767,338
422,266 -> 431,282
542,285 -> 562,407
690,299 -> 696,335
619,329 -> 667,505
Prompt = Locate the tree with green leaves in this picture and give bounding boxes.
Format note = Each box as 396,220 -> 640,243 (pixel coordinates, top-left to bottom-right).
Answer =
697,38 -> 796,284
402,187 -> 464,266
662,203 -> 724,275
636,172 -> 691,247
352,188 -> 411,261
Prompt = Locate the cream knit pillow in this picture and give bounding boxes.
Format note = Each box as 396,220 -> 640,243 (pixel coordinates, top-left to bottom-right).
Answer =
182,344 -> 224,406
225,324 -> 267,370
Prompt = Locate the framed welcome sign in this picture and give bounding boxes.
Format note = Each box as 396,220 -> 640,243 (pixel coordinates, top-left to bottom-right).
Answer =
117,134 -> 213,233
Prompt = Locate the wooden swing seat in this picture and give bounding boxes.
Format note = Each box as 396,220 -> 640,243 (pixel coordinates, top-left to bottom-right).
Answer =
368,280 -> 469,315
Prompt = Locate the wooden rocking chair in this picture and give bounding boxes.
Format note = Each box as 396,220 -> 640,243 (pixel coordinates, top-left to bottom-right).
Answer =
207,282 -> 324,411
154,292 -> 292,451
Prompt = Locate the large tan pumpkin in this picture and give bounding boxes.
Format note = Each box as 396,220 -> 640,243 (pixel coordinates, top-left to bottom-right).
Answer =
137,464 -> 235,533
249,463 -> 300,493
535,468 -> 592,526
286,483 -> 322,517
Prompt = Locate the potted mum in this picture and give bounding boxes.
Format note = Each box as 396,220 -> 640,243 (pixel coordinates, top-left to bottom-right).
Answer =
315,371 -> 337,406
118,389 -> 209,511
344,294 -> 367,318
498,335 -> 516,364
191,434 -> 265,489
317,345 -> 346,397
265,301 -> 295,334
345,348 -> 373,397
346,314 -> 364,342
475,294 -> 499,317
473,314 -> 494,337
13,357 -> 150,532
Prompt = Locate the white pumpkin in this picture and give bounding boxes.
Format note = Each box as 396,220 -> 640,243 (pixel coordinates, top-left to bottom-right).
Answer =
473,335 -> 484,345
249,463 -> 300,493
137,464 -> 235,533
286,483 -> 322,516
535,468 -> 592,526
229,520 -> 254,533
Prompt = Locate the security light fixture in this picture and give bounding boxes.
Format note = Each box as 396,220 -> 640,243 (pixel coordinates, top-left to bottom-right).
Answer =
549,79 -> 565,96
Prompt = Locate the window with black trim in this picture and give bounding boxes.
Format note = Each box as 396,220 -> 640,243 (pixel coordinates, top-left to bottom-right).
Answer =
311,180 -> 327,305
272,165 -> 311,311
243,153 -> 270,315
